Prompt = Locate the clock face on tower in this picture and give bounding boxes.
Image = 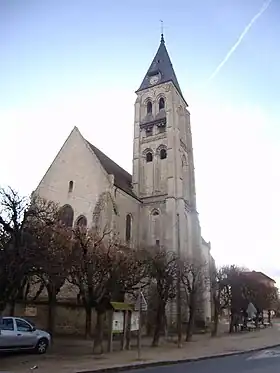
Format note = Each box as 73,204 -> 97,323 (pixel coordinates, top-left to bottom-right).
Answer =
149,75 -> 160,85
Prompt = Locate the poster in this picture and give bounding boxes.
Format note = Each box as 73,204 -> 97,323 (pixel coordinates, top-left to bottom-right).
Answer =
112,312 -> 124,333
131,311 -> 139,331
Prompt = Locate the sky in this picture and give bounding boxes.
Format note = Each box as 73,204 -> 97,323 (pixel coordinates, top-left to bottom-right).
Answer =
0,0 -> 279,281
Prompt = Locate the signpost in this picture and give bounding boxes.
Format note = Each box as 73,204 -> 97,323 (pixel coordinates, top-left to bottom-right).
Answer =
135,288 -> 147,360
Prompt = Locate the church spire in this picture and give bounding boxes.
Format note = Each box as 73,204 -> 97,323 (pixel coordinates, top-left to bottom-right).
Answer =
136,35 -> 184,100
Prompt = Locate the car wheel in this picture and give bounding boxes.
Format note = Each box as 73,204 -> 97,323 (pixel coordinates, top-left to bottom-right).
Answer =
35,338 -> 49,354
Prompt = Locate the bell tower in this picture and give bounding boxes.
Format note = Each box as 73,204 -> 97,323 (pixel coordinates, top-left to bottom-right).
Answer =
132,34 -> 199,257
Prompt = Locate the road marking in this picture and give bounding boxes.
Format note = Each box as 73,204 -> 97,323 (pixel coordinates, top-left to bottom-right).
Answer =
247,349 -> 280,360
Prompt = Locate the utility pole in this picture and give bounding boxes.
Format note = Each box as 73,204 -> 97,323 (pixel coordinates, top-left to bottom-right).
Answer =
176,213 -> 182,347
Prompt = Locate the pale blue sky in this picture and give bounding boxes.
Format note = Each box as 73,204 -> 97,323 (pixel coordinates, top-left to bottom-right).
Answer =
0,1 -> 279,279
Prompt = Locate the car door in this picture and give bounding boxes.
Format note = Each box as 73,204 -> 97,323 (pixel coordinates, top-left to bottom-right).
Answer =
0,317 -> 17,349
15,318 -> 37,348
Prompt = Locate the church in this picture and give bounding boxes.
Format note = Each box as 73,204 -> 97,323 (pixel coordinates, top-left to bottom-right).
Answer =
34,34 -> 214,323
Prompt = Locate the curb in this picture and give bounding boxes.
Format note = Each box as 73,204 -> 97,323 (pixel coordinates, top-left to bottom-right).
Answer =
76,343 -> 280,373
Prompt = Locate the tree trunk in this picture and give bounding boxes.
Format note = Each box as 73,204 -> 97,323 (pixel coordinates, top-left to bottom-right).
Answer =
93,310 -> 105,354
47,290 -> 56,337
164,313 -> 168,338
211,304 -> 219,337
0,301 -> 6,317
229,310 -> 234,333
125,311 -> 132,350
255,312 -> 259,328
152,302 -> 165,347
85,305 -> 92,339
186,305 -> 195,341
9,300 -> 15,316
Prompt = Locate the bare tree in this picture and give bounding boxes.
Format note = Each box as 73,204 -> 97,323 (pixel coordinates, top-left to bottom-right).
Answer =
31,220 -> 73,335
94,241 -> 148,354
210,266 -> 229,336
0,188 -> 41,315
210,265 -> 246,336
147,247 -> 178,347
70,190 -> 148,352
0,188 -> 66,319
181,258 -> 208,341
226,266 -> 249,333
69,227 -> 105,340
70,228 -> 148,353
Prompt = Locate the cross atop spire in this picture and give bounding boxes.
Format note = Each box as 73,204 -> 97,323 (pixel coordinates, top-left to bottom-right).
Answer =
160,19 -> 165,43
136,35 -> 184,101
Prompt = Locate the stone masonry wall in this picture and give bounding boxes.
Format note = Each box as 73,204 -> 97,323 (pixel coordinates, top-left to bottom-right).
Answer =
4,303 -> 97,336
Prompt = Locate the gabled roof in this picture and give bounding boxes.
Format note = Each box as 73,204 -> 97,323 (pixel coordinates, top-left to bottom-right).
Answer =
243,271 -> 276,284
136,35 -> 185,102
86,140 -> 139,200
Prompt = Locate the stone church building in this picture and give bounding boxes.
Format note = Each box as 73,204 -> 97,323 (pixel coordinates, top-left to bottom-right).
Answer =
34,35 -> 214,325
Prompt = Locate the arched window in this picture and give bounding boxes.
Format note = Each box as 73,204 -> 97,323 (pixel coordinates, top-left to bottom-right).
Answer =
59,204 -> 74,227
159,97 -> 165,110
146,152 -> 153,162
160,148 -> 167,160
68,180 -> 74,193
151,210 -> 160,244
76,215 -> 87,228
125,214 -> 132,242
147,101 -> 152,114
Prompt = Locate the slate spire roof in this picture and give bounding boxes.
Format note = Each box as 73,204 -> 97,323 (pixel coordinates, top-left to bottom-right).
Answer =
136,34 -> 184,100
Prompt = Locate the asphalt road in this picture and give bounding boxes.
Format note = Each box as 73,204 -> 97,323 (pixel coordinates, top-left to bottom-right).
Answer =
124,348 -> 280,373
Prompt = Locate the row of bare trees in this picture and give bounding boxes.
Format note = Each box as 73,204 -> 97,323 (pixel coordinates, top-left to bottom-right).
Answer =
0,187 -> 278,353
0,188 -> 72,325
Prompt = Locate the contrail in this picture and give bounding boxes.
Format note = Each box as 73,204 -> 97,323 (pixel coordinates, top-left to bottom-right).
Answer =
208,0 -> 273,81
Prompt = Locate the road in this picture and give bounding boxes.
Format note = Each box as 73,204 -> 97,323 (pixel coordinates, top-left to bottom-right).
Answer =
124,348 -> 280,373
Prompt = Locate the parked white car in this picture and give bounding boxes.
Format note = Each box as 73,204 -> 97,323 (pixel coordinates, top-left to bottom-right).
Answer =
0,316 -> 51,354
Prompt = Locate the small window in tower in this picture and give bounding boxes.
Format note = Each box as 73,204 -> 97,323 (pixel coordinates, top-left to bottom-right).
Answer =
146,152 -> 153,162
156,239 -> 160,246
159,97 -> 165,110
68,180 -> 74,193
147,101 -> 152,114
160,148 -> 167,160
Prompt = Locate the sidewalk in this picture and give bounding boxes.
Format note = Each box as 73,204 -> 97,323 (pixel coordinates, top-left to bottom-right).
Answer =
1,325 -> 280,373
